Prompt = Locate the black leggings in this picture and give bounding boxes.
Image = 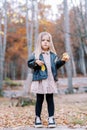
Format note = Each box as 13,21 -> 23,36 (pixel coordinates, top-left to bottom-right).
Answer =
35,93 -> 54,117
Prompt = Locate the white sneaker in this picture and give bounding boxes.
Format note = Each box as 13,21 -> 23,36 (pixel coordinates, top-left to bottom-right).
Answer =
34,116 -> 43,128
48,116 -> 56,128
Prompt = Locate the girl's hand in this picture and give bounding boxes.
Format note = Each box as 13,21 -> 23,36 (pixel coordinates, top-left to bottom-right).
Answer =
61,52 -> 70,62
35,59 -> 44,66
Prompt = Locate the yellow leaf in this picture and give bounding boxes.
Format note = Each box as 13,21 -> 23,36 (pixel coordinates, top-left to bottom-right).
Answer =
0,31 -> 4,35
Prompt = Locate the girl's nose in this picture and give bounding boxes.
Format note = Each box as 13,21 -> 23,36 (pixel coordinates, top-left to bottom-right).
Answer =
44,40 -> 47,43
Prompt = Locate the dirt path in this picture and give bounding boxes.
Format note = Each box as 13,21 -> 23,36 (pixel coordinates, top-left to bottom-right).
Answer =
58,77 -> 87,88
0,126 -> 86,130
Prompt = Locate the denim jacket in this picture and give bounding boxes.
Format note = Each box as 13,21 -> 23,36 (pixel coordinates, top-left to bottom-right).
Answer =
27,52 -> 65,81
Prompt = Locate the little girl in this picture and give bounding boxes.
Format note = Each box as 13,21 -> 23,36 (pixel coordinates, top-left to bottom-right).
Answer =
27,32 -> 69,128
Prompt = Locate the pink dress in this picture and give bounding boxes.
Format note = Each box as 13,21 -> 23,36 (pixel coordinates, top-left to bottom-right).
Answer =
30,52 -> 58,94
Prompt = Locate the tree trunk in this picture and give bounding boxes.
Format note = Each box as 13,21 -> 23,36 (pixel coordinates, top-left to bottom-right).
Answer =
23,0 -> 34,95
85,0 -> 87,31
71,0 -> 87,76
21,64 -> 25,80
64,0 -> 73,93
76,9 -> 86,75
33,0 -> 39,49
0,0 -> 7,90
26,0 -> 32,58
79,41 -> 86,76
71,54 -> 77,77
3,0 -> 7,59
0,18 -> 3,89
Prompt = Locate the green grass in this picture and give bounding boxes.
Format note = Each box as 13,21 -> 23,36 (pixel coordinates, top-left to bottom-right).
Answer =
71,118 -> 85,125
21,100 -> 35,107
3,78 -> 22,87
68,115 -> 87,126
0,89 -> 3,97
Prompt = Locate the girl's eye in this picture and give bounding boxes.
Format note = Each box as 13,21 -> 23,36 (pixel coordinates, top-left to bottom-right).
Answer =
42,39 -> 45,41
42,39 -> 50,42
47,40 -> 50,42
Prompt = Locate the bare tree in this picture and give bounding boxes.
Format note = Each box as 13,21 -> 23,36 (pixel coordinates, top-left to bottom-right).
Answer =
85,0 -> 87,31
71,0 -> 87,76
33,0 -> 39,49
63,0 -> 73,93
23,0 -> 39,95
26,0 -> 32,58
23,0 -> 33,95
0,0 -> 7,90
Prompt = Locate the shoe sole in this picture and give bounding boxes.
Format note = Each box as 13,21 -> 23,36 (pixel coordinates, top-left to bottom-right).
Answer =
48,124 -> 56,128
34,125 -> 43,128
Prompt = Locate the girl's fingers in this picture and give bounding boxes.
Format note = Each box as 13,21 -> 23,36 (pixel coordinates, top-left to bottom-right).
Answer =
62,52 -> 70,61
36,60 -> 44,66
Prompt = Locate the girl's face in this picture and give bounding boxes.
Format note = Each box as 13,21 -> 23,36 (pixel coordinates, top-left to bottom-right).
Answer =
41,35 -> 50,51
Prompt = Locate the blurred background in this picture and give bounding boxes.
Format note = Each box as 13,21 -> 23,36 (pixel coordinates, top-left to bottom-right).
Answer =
0,0 -> 87,93
0,1 -> 87,128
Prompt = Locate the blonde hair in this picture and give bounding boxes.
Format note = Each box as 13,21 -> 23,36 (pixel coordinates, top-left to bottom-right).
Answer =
34,32 -> 57,59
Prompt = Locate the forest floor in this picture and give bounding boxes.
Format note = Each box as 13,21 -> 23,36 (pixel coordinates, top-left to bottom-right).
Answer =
0,77 -> 87,129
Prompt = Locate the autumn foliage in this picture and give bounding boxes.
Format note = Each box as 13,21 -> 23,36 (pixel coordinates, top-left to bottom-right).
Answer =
4,1 -> 87,79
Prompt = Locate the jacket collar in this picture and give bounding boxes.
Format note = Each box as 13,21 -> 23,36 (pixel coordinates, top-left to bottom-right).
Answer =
41,50 -> 50,55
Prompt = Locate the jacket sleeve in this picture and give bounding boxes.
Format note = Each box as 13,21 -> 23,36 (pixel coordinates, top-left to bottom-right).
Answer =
55,56 -> 65,69
27,54 -> 39,69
